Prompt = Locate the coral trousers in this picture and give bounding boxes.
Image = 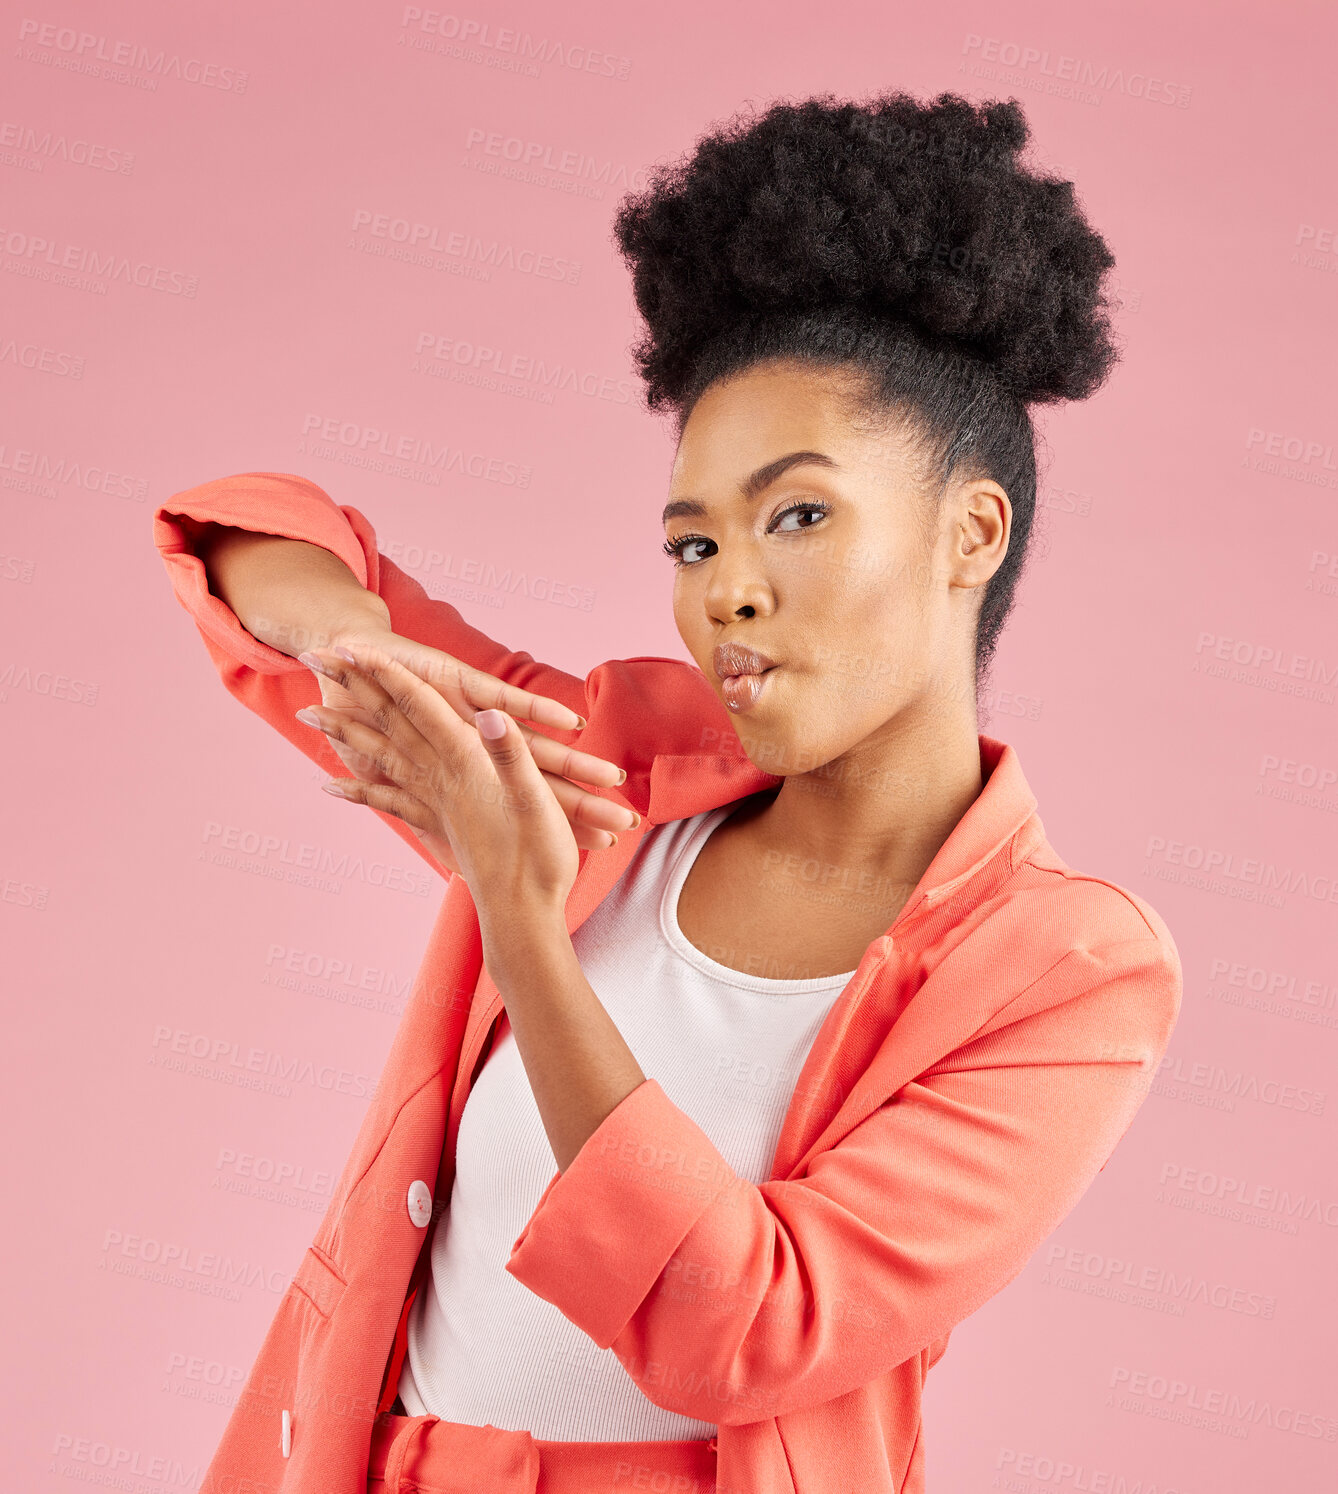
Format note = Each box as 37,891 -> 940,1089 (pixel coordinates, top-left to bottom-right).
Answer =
367,1405 -> 719,1493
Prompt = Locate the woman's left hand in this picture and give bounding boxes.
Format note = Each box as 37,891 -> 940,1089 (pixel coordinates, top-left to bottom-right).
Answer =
296,640 -> 619,927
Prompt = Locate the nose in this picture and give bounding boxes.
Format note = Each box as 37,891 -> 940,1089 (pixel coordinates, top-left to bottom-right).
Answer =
702,545 -> 775,625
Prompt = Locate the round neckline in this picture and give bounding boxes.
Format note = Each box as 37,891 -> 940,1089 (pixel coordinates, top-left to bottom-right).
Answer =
658,805 -> 860,992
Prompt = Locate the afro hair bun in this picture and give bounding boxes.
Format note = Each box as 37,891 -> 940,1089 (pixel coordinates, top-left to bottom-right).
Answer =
613,90 -> 1120,410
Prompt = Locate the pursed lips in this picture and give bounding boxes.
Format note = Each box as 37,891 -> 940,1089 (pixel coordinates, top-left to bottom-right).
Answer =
713,642 -> 778,680
712,642 -> 780,713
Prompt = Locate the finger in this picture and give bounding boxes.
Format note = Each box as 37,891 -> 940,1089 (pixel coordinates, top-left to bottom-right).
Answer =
302,645 -> 467,784
309,705 -> 398,784
327,774 -> 617,857
472,707 -> 551,819
317,642 -> 469,754
313,675 -> 397,783
316,654 -> 618,794
367,636 -> 587,734
300,702 -> 464,810
520,725 -> 628,791
302,700 -> 637,837
542,768 -> 640,835
474,705 -> 543,800
321,776 -> 439,832
315,639 -> 623,785
450,660 -> 587,736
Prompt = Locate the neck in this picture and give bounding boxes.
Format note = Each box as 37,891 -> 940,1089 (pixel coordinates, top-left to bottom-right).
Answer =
740,697 -> 985,908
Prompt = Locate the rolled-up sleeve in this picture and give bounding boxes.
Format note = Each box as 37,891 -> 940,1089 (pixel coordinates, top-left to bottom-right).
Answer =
153,470 -> 589,870
505,932 -> 1181,1427
155,470 -> 375,676
155,469 -> 588,708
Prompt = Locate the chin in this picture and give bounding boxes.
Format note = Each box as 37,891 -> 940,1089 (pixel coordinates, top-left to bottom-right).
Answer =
729,722 -> 821,781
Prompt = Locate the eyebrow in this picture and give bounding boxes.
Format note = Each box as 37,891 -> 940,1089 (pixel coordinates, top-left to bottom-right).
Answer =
662,450 -> 840,527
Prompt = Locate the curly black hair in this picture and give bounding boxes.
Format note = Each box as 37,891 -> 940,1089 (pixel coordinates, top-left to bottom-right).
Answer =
612,89 -> 1121,692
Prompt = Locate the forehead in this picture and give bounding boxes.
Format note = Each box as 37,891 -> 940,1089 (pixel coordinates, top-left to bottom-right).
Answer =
670,361 -> 909,493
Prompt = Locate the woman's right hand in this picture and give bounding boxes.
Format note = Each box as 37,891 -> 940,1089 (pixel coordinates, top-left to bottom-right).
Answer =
303,618 -> 634,873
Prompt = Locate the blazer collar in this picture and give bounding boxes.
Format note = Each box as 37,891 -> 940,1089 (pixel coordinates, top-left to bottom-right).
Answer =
645,732 -> 1039,922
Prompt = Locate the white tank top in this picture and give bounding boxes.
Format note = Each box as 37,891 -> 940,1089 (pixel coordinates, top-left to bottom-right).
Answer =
396,804 -> 858,1440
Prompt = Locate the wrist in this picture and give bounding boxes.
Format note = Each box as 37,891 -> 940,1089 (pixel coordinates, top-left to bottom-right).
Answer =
327,592 -> 393,643
213,531 -> 389,661
265,593 -> 391,660
479,899 -> 572,979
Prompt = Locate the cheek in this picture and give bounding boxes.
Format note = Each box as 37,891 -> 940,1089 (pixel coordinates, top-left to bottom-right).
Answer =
798,567 -> 923,704
671,581 -> 708,662
670,577 -> 690,627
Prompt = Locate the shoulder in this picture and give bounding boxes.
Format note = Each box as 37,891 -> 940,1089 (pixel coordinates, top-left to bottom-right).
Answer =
967,836 -> 1184,1050
1010,836 -> 1180,964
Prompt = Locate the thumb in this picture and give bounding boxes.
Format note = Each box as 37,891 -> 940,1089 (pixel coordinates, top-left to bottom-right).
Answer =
473,708 -> 549,805
474,708 -> 526,771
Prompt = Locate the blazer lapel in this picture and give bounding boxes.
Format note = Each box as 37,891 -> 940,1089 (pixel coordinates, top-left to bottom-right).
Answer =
456,738 -> 1043,1188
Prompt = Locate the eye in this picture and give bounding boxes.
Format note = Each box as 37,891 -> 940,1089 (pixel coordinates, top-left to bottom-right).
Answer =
662,501 -> 831,569
770,500 -> 831,534
661,531 -> 714,567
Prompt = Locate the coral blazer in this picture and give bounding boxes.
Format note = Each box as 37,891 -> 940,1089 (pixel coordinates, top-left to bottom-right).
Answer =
153,472 -> 1183,1494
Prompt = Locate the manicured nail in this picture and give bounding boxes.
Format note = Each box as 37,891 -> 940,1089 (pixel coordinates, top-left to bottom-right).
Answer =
333,646 -> 358,664
322,781 -> 350,797
295,707 -> 322,727
628,812 -> 641,827
616,768 -> 627,785
475,709 -> 507,740
298,650 -> 332,675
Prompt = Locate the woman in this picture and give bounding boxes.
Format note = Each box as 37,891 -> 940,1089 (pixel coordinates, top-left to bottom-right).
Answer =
155,91 -> 1181,1494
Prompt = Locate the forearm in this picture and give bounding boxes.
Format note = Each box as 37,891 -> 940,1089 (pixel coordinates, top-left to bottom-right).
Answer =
482,907 -> 647,1174
192,521 -> 391,659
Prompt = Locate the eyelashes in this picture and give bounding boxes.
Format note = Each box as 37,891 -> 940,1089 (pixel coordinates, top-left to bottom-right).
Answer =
660,533 -> 704,564
662,500 -> 832,568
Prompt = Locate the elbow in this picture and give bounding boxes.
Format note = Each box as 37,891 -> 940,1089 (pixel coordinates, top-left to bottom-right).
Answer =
629,1377 -> 783,1429
612,1339 -> 791,1428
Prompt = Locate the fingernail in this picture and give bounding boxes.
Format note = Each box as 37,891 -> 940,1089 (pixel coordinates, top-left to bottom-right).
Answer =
322,781 -> 350,797
628,812 -> 641,828
298,651 -> 332,676
295,707 -> 322,727
333,646 -> 358,664
616,768 -> 627,785
573,715 -> 588,730
475,709 -> 507,740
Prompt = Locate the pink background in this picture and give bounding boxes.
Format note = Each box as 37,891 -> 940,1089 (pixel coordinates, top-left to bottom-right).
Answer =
4,0 -> 1336,1488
